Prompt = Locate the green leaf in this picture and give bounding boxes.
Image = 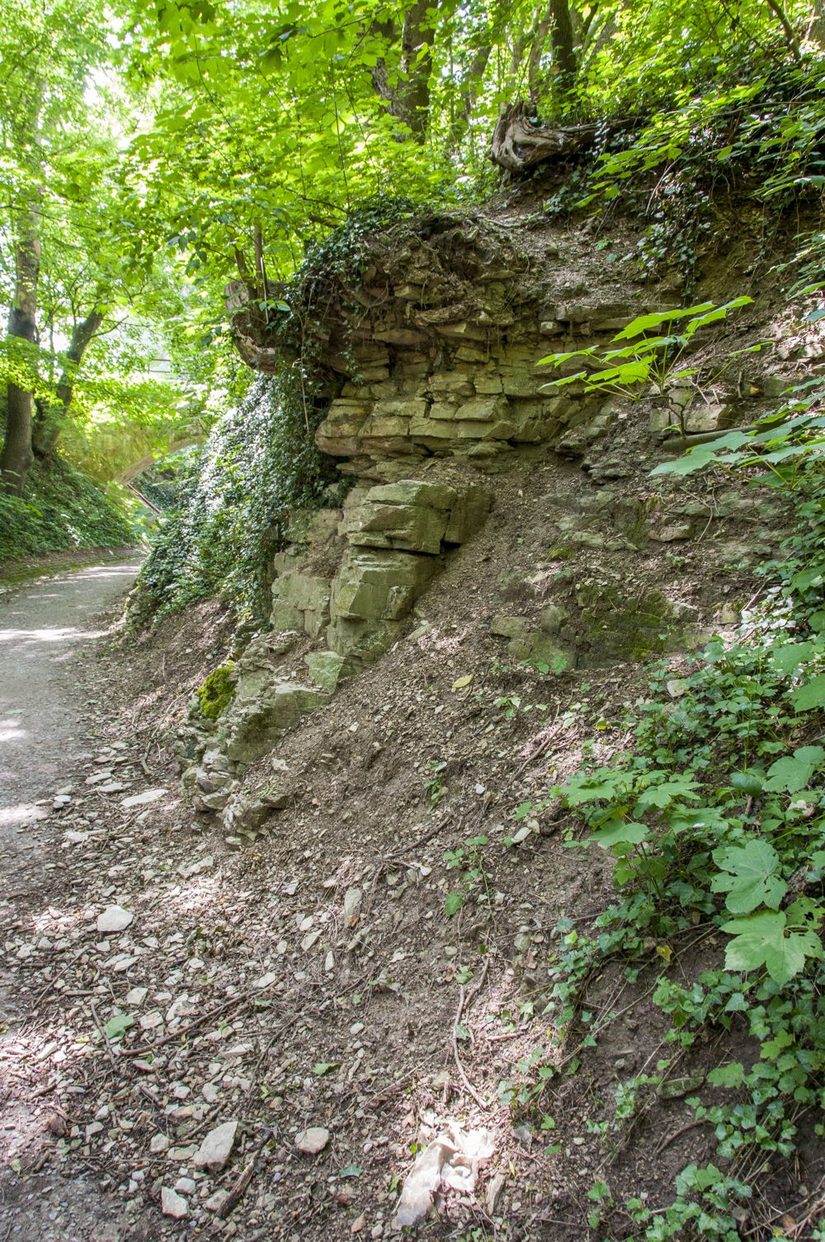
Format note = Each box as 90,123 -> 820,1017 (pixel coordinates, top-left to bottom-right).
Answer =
791,674 -> 825,712
683,296 -> 753,337
710,840 -> 786,913
707,1062 -> 746,1088
770,641 -> 817,674
444,891 -> 464,917
651,450 -> 716,477
591,820 -> 649,848
730,771 -> 764,796
721,910 -> 823,985
636,775 -> 700,810
339,1164 -> 363,1179
763,747 -> 824,793
312,1061 -> 339,1076
103,1013 -> 135,1041
611,303 -> 715,340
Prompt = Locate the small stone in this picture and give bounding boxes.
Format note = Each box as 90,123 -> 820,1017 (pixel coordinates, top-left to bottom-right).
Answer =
486,1172 -> 506,1213
194,1120 -> 238,1173
351,1214 -> 366,1234
295,1126 -> 330,1155
205,1190 -> 228,1213
150,1134 -> 170,1154
96,905 -> 133,933
121,788 -> 167,809
167,1145 -> 197,1162
202,1083 -> 220,1104
160,1187 -> 188,1219
125,986 -> 147,1006
648,521 -> 692,543
659,1073 -> 705,1099
174,1177 -> 196,1194
343,887 -> 363,927
719,603 -> 740,625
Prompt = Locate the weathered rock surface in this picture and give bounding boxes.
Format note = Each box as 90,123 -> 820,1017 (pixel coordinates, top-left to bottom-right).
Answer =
193,1120 -> 238,1173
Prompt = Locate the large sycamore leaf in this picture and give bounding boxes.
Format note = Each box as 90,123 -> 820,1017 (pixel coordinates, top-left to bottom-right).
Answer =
791,674 -> 825,713
721,908 -> 823,985
763,746 -> 824,793
710,840 -> 786,913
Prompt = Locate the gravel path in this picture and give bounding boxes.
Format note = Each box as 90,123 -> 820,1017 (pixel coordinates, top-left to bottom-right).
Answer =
0,555 -> 146,1242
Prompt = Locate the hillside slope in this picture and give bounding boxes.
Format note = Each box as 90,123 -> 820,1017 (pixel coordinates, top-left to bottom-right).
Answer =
3,198 -> 823,1241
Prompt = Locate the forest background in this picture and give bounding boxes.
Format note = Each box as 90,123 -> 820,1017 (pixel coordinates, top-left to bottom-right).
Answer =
1,0 -> 822,564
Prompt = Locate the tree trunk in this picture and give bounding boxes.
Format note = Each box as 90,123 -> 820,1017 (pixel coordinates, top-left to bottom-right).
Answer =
32,308 -> 104,459
1,213 -> 41,494
490,102 -> 597,172
370,1 -> 438,141
549,0 -> 577,103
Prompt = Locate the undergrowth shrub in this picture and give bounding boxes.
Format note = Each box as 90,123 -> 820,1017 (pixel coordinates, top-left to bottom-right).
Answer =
0,456 -> 135,564
525,468 -> 825,1236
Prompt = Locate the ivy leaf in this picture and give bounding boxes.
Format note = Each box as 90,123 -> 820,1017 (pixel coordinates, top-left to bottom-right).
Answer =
707,1061 -> 746,1088
721,910 -> 823,985
710,840 -> 786,913
791,674 -> 825,712
451,674 -> 473,691
339,1164 -> 363,1179
763,747 -> 824,793
103,1013 -> 135,1041
312,1061 -> 339,1077
444,891 -> 464,917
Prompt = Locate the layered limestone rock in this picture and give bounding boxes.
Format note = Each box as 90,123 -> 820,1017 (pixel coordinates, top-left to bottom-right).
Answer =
196,476 -> 491,780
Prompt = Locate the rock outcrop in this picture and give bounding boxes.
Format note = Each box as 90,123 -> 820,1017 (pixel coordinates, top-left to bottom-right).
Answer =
183,211 -> 787,837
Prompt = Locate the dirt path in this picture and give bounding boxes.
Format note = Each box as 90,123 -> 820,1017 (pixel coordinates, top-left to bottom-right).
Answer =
0,556 -> 142,896
0,556 -> 145,1242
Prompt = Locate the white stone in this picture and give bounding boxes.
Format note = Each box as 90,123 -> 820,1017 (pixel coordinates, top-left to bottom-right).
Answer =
125,986 -> 148,1006
96,905 -> 133,933
295,1126 -> 330,1155
121,788 -> 167,809
160,1187 -> 188,1218
194,1120 -> 238,1173
150,1133 -> 170,1153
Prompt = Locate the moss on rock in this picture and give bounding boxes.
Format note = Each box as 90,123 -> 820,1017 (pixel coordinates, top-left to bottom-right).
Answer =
196,662 -> 236,720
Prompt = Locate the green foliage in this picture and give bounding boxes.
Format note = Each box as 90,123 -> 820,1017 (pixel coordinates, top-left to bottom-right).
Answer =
195,661 -> 236,721
0,456 -> 135,564
529,475 -> 825,1231
130,367 -> 338,625
538,299 -> 752,399
443,833 -> 490,918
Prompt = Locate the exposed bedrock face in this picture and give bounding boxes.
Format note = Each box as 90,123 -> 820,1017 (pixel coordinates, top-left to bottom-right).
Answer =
204,476 -> 492,773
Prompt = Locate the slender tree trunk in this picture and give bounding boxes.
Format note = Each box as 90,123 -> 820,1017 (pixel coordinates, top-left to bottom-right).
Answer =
808,0 -> 825,49
764,0 -> 801,59
398,0 -> 436,139
549,0 -> 577,104
32,308 -> 103,459
1,209 -> 41,494
369,1 -> 439,141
